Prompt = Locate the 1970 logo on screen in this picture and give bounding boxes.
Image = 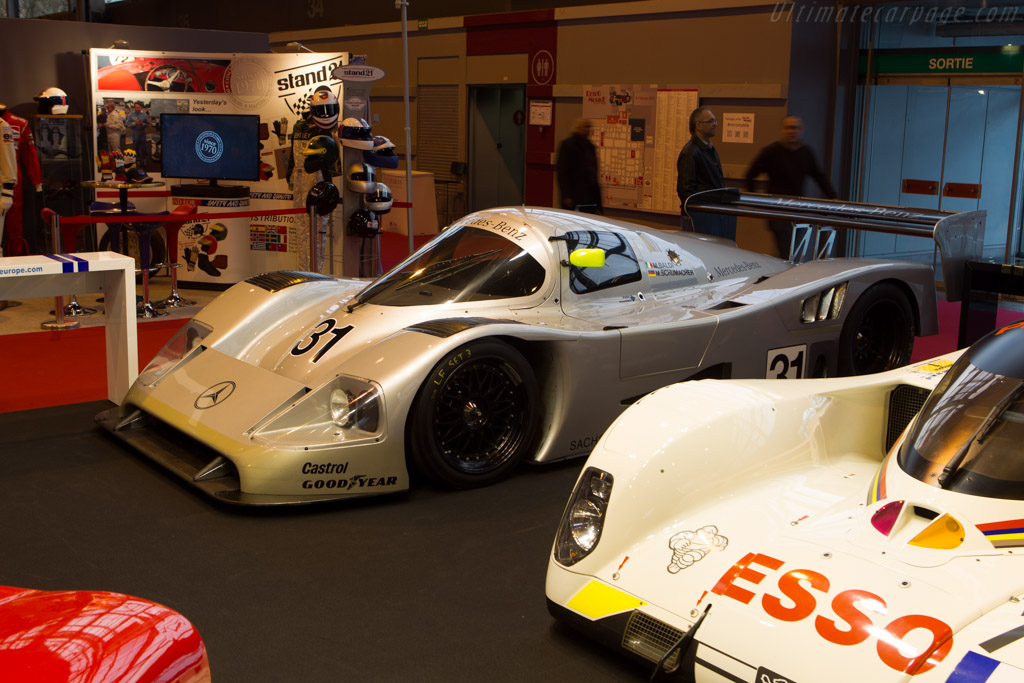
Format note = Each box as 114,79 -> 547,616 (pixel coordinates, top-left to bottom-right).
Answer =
195,131 -> 224,163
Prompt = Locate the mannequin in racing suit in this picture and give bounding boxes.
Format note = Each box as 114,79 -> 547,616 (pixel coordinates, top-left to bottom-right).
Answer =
0,105 -> 43,256
0,117 -> 17,258
288,114 -> 323,271
289,88 -> 341,273
0,118 -> 12,309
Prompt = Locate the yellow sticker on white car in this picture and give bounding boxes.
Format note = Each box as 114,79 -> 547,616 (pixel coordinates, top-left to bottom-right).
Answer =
567,580 -> 646,620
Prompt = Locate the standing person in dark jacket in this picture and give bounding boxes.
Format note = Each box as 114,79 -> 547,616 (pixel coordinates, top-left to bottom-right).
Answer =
745,115 -> 837,258
557,118 -> 602,214
676,106 -> 735,240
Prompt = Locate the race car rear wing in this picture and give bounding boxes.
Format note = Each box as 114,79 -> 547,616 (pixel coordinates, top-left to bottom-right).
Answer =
685,188 -> 985,302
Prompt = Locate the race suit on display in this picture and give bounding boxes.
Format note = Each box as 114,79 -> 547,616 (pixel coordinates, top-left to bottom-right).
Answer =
0,118 -> 17,256
289,118 -> 338,272
1,110 -> 42,256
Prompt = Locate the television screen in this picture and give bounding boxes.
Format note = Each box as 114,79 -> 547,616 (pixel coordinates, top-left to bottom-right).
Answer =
160,113 -> 260,182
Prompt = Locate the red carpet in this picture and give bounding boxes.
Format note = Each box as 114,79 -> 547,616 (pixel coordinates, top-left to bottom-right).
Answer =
910,299 -> 1021,363
0,318 -> 187,413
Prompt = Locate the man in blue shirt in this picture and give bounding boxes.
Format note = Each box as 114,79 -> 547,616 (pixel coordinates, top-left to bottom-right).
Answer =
125,102 -> 150,167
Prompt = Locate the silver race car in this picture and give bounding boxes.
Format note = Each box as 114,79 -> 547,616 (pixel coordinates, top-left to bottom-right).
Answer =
97,200 -> 978,505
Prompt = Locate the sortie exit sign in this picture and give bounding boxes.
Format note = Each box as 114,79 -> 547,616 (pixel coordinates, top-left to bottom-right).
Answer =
860,50 -> 1024,74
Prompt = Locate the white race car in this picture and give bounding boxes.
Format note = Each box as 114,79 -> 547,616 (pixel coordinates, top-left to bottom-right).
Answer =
546,319 -> 1024,681
97,201 -> 975,505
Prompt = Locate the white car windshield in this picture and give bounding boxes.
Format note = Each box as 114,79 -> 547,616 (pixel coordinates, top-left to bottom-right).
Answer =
352,225 -> 546,307
898,358 -> 1024,500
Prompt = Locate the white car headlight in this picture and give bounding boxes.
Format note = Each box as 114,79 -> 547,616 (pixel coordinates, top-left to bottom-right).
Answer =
251,375 -> 384,449
554,467 -> 613,566
137,320 -> 212,387
330,389 -> 356,427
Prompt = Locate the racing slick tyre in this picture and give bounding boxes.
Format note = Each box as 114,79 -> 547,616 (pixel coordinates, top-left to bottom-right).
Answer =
408,340 -> 540,489
837,282 -> 914,376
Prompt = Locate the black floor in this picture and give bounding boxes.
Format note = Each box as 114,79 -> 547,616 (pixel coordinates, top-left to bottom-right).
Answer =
0,401 -> 648,682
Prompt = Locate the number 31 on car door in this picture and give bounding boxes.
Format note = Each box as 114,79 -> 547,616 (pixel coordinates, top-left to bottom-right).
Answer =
766,345 -> 805,379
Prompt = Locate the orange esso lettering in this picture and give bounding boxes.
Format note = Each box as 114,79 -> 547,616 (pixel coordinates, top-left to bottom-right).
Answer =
877,613 -> 953,675
712,552 -> 783,605
815,589 -> 886,646
762,569 -> 828,622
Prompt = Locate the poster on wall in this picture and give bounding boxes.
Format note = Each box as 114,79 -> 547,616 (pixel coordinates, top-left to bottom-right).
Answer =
88,48 -> 350,276
722,113 -> 755,144
653,88 -> 698,213
581,84 -> 698,214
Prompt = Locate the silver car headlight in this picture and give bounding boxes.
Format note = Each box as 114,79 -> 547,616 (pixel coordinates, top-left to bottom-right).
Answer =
251,375 -> 384,449
554,467 -> 613,566
137,320 -> 212,387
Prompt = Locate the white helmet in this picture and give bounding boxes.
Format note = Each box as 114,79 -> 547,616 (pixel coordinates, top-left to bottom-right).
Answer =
362,183 -> 393,214
35,87 -> 69,115
309,88 -> 339,129
340,117 -> 374,150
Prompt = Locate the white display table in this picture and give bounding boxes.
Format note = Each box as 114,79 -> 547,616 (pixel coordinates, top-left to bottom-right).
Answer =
0,251 -> 138,403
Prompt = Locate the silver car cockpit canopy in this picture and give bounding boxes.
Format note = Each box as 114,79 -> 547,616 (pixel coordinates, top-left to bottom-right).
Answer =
348,223 -> 547,309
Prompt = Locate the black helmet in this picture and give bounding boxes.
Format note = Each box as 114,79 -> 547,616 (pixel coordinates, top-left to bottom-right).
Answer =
347,209 -> 380,238
362,183 -> 393,214
302,135 -> 339,174
346,162 -> 376,193
306,181 -> 340,214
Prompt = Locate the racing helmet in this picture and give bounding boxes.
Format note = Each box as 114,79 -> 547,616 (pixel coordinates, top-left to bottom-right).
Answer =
362,183 -> 393,214
305,181 -> 341,215
208,223 -> 229,241
347,209 -> 380,238
340,117 -> 374,150
35,87 -> 69,114
302,135 -> 340,174
362,135 -> 399,168
346,162 -> 376,194
309,88 -> 339,130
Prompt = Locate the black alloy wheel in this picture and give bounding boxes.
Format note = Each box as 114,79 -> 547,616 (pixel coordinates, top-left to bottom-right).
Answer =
837,282 -> 915,376
409,340 -> 539,488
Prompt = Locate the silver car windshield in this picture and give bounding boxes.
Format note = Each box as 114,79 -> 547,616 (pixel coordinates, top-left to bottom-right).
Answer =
353,225 -> 546,307
898,359 -> 1024,500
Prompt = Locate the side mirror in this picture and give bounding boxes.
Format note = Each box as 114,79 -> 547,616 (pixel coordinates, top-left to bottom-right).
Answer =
569,248 -> 606,268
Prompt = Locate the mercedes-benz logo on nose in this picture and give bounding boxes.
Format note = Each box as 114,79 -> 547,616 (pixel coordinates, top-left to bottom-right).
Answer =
195,381 -> 236,409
